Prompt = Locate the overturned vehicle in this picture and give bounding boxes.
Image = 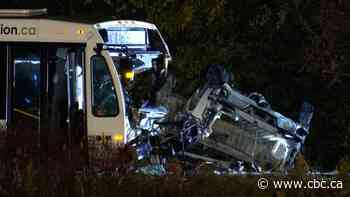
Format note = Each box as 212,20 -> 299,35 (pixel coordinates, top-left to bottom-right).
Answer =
184,66 -> 314,171
129,65 -> 314,173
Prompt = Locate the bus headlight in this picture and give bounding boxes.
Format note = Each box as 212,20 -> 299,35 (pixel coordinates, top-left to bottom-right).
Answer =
112,133 -> 124,142
125,71 -> 134,80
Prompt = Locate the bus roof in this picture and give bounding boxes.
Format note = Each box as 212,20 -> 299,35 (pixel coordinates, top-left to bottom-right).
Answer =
0,9 -> 47,17
95,20 -> 158,30
0,18 -> 102,43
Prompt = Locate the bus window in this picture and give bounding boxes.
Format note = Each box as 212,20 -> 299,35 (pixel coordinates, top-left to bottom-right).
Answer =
0,44 -> 6,121
13,48 -> 40,117
91,55 -> 118,117
148,29 -> 165,52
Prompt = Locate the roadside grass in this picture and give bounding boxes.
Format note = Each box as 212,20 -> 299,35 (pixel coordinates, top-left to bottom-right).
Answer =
0,134 -> 349,197
1,164 -> 349,197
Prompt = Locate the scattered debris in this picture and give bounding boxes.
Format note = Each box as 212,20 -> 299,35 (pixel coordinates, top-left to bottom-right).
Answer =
128,65 -> 314,174
95,20 -> 314,174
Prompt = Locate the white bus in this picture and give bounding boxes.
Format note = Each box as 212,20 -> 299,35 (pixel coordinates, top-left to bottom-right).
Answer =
0,9 -> 127,166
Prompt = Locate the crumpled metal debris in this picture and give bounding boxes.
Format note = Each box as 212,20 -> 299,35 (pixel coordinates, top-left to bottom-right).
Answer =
127,102 -> 169,162
138,103 -> 168,136
184,64 -> 314,170
136,164 -> 167,176
128,64 -> 314,172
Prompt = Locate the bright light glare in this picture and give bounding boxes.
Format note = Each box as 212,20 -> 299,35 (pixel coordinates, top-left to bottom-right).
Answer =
113,133 -> 124,142
125,71 -> 134,80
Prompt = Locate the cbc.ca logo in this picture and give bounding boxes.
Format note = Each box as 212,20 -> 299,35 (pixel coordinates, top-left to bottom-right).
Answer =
0,24 -> 36,36
257,178 -> 269,190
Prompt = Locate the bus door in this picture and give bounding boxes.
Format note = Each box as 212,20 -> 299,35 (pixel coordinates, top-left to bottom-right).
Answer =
0,44 -> 8,151
8,44 -> 87,171
9,46 -> 41,166
62,47 -> 86,166
46,45 -> 87,169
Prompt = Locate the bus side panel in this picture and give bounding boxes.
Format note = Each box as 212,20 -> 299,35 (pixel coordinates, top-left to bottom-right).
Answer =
85,42 -> 126,140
